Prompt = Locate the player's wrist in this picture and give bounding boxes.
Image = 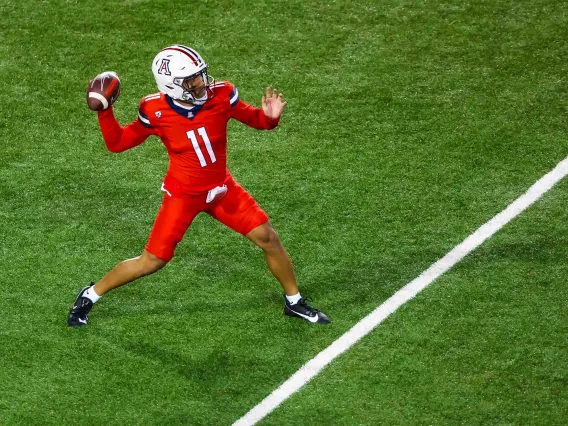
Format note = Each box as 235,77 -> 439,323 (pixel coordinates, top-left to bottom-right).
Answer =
97,106 -> 115,117
266,114 -> 280,123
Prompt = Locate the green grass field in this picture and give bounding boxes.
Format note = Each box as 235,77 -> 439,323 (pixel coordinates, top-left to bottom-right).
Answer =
1,0 -> 567,424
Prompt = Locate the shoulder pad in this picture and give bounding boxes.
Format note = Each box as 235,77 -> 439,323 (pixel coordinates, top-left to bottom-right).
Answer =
141,92 -> 162,104
214,81 -> 239,108
138,93 -> 162,128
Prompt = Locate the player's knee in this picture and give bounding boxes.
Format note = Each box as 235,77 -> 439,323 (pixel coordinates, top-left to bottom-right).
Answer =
138,251 -> 167,275
249,224 -> 281,250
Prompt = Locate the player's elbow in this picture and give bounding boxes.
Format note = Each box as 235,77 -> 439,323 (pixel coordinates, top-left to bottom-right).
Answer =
105,143 -> 124,153
103,136 -> 132,153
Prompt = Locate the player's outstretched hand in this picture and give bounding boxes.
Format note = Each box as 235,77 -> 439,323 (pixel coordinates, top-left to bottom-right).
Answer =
262,87 -> 287,119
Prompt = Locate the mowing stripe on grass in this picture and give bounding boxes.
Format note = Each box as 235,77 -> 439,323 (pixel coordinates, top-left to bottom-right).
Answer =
233,156 -> 568,426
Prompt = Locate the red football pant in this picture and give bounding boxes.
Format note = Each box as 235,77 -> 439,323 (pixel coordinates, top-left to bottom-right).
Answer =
145,176 -> 269,262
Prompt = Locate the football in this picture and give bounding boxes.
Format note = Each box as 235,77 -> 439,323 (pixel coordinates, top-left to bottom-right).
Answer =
86,71 -> 120,111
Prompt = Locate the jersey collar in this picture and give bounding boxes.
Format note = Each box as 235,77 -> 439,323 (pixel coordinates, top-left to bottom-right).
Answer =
165,95 -> 203,120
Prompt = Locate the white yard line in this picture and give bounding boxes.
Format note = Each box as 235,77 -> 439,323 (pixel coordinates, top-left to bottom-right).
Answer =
233,156 -> 568,426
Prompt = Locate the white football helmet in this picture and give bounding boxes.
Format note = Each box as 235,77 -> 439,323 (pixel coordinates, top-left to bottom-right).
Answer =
151,45 -> 215,104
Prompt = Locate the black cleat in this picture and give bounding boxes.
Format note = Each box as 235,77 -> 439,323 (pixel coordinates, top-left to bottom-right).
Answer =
67,283 -> 94,328
284,295 -> 330,324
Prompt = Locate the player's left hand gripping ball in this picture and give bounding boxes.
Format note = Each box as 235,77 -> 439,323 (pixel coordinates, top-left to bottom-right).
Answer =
86,71 -> 121,111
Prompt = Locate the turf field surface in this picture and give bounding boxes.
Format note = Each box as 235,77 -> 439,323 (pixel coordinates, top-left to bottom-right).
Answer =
0,0 -> 566,425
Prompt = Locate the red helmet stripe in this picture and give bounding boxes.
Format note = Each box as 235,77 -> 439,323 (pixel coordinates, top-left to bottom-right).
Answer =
178,45 -> 203,61
160,46 -> 200,66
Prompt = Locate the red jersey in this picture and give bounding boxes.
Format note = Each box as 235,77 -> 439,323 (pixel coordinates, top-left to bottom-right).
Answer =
97,81 -> 280,194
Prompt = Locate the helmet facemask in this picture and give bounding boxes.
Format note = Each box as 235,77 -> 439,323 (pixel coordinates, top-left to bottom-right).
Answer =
173,69 -> 215,105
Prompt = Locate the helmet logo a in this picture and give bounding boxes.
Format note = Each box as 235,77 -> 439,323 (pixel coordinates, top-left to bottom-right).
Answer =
157,59 -> 171,76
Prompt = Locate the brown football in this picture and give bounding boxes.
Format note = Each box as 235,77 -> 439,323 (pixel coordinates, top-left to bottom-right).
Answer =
86,71 -> 120,111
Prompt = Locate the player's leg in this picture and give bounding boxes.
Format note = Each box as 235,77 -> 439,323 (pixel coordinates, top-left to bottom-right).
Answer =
245,222 -> 298,296
207,178 -> 330,324
67,250 -> 166,328
245,223 -> 330,324
68,193 -> 202,327
93,249 -> 167,295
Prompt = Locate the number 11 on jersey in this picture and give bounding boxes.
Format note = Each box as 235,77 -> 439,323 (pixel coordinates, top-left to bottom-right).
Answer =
187,127 -> 216,167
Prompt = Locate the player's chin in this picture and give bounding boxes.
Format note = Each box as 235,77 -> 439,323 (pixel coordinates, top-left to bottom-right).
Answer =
194,89 -> 207,99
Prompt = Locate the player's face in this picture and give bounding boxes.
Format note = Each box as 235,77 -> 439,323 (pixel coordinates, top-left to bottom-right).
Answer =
182,74 -> 206,100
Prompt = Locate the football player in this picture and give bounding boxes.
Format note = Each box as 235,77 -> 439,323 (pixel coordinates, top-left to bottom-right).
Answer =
68,45 -> 330,327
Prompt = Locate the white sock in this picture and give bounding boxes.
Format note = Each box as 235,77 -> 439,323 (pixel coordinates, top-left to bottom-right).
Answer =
84,286 -> 101,303
286,292 -> 302,305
